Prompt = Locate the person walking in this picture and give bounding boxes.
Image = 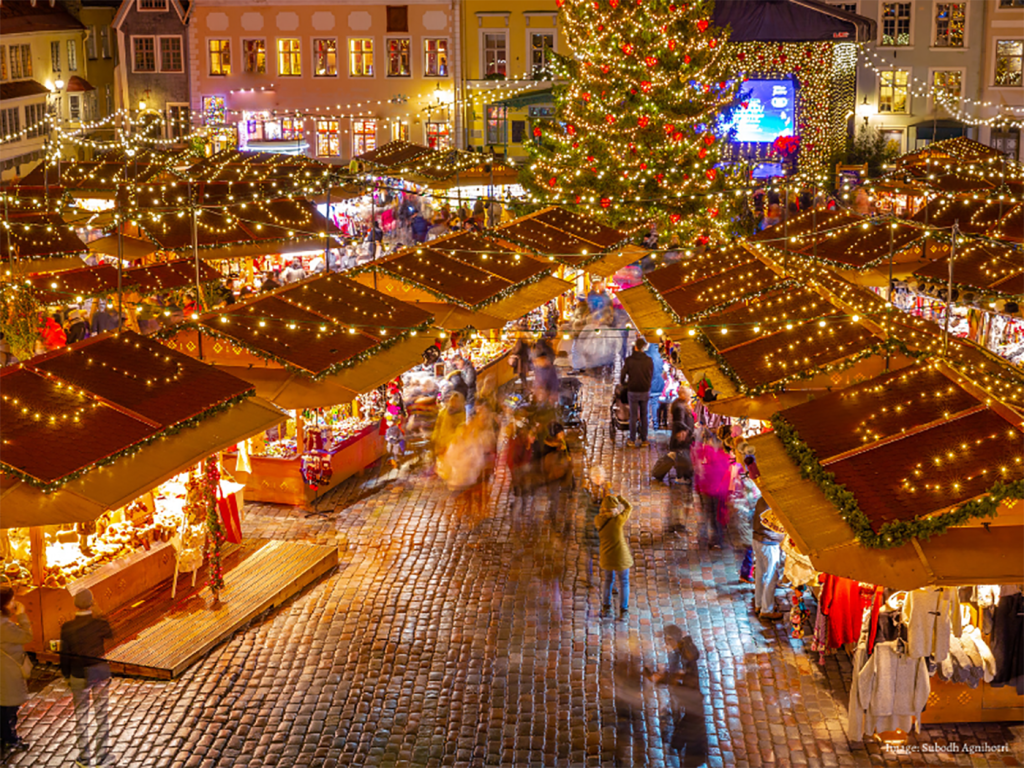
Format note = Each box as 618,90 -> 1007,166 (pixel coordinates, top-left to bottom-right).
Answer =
454,354 -> 477,416
692,432 -> 731,549
596,493 -> 634,619
0,586 -> 33,759
620,338 -> 654,448
61,588 -> 114,768
752,498 -> 785,621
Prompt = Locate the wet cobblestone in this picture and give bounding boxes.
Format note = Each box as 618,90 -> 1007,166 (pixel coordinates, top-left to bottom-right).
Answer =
11,376 -> 1023,767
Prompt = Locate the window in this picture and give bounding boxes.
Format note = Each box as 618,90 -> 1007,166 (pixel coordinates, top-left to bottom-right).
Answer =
160,37 -> 182,72
86,26 -> 98,59
1,108 -> 20,139
100,27 -> 111,59
316,119 -> 341,156
69,94 -> 81,122
243,39 -> 266,74
352,118 -> 377,155
133,37 -> 156,72
999,0 -> 1024,6
483,33 -> 507,77
881,129 -> 904,155
486,104 -> 507,144
277,39 -> 301,76
934,4 -> 965,48
386,38 -> 410,77
932,70 -> 962,106
258,116 -> 303,141
7,45 -> 31,80
0,47 -> 6,81
424,39 -> 448,77
830,2 -> 858,11
878,70 -> 910,113
392,122 -> 409,141
991,130 -> 1020,157
386,6 -> 408,33
349,39 -> 373,77
138,0 -> 168,9
426,121 -> 451,150
67,40 -> 78,71
530,32 -> 555,79
104,84 -> 112,115
881,3 -> 911,46
25,103 -> 46,138
996,40 -> 1023,87
313,39 -> 337,76
202,95 -> 226,125
209,39 -> 230,76
51,41 -> 61,72
167,105 -> 190,139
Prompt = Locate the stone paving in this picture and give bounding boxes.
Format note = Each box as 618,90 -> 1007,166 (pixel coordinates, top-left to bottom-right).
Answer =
11,376 -> 1024,768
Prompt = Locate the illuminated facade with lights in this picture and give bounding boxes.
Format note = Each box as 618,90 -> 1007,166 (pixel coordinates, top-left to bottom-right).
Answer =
186,0 -> 460,161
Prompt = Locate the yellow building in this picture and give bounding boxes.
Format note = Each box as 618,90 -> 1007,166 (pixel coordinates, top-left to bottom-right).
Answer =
457,1 -> 565,162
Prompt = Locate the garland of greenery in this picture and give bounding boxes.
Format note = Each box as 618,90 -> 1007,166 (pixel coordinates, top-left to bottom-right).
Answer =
155,320 -> 431,381
200,456 -> 226,596
756,238 -> 921,273
3,390 -> 255,493
683,278 -> 802,324
642,277 -> 683,325
487,225 -> 630,270
769,412 -> 1024,549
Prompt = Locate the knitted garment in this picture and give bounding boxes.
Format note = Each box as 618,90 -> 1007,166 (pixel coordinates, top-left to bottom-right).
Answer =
820,575 -> 866,649
854,641 -> 930,738
904,587 -> 961,663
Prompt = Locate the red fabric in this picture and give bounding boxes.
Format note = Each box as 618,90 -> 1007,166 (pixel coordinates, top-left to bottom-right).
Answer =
820,574 -> 866,649
866,586 -> 884,655
217,484 -> 243,544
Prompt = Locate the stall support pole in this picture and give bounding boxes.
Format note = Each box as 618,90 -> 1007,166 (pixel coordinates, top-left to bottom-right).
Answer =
192,192 -> 204,313
885,214 -> 895,372
116,191 -> 124,331
943,221 -> 958,356
29,527 -> 45,588
324,182 -> 332,269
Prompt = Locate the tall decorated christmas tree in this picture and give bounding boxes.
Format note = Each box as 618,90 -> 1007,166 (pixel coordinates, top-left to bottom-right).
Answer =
525,0 -> 742,236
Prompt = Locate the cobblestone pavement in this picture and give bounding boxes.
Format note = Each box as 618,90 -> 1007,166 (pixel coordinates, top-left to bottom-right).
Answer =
12,375 -> 1024,768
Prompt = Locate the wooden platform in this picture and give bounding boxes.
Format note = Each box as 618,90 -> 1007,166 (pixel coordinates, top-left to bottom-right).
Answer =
89,540 -> 336,679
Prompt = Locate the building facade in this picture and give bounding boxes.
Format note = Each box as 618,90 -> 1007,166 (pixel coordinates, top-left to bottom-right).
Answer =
460,0 -> 564,161
977,0 -> 1023,160
112,0 -> 192,140
0,0 -> 90,181
845,0 -> 985,155
186,0 -> 459,161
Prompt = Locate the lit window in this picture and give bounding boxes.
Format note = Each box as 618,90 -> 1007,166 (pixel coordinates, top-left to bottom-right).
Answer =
483,33 -> 506,77
426,121 -> 451,150
386,38 -> 410,77
424,39 -> 448,77
1,108 -> 20,139
932,70 -> 962,105
486,105 -> 507,144
67,40 -> 78,71
353,118 -> 377,155
349,39 -> 373,77
996,40 -> 1023,87
878,70 -> 909,113
881,2 -> 911,46
530,33 -> 554,79
209,39 -> 230,76
69,94 -> 81,121
317,119 -> 341,156
100,27 -> 111,59
51,41 -> 61,72
160,37 -> 182,72
133,37 -> 156,73
278,39 -> 301,76
86,26 -> 98,59
243,39 -> 266,74
25,103 -> 46,138
313,39 -> 337,77
934,4 -> 965,48
0,47 -> 7,81
202,95 -> 226,125
168,105 -> 190,139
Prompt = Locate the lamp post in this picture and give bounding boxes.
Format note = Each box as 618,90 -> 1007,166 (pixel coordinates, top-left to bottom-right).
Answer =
43,78 -> 65,209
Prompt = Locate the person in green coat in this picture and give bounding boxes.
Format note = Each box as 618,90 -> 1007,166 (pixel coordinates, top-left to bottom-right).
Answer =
595,493 -> 634,619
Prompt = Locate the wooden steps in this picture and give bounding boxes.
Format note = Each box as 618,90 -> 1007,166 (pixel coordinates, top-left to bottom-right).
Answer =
91,540 -> 337,679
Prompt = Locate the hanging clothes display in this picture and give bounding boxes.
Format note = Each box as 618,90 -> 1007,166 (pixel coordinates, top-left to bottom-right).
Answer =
852,640 -> 931,738
990,586 -> 1024,695
904,587 -> 961,663
819,574 -> 868,649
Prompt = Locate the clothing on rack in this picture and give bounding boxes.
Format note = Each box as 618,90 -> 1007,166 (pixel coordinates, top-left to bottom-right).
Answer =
904,587 -> 962,663
990,588 -> 1024,695
819,574 -> 868,650
853,640 -> 931,738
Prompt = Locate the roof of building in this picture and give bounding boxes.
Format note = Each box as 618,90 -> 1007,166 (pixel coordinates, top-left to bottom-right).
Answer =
0,0 -> 85,34
0,79 -> 50,101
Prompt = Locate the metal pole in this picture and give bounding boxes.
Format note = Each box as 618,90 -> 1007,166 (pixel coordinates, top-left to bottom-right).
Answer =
117,191 -> 123,331
324,176 -> 331,270
885,214 -> 894,372
943,221 -> 958,356
192,183 -> 203,314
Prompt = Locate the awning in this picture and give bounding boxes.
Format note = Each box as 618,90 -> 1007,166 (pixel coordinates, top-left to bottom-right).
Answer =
496,87 -> 555,109
0,397 -> 285,528
193,238 -> 333,261
3,257 -> 86,275
87,234 -> 160,260
481,275 -> 573,322
584,244 -> 648,279
203,367 -> 359,411
751,432 -> 1024,589
913,119 -> 969,142
416,303 -> 509,330
615,283 -> 682,342
65,75 -> 95,93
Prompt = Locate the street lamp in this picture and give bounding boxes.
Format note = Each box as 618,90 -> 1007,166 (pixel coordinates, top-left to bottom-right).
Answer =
43,78 -> 66,207
856,96 -> 872,127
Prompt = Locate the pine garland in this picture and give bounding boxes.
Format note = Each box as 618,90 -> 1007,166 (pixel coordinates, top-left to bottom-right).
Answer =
769,412 -> 1024,549
201,456 -> 226,595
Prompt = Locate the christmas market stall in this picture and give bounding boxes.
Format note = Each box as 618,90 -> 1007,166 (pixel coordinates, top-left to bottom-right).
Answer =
0,331 -> 291,665
1,212 -> 90,275
356,139 -> 520,193
749,360 -> 1024,726
159,272 -> 436,505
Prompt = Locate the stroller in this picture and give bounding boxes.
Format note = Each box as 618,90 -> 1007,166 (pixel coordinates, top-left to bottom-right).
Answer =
609,384 -> 631,442
557,376 -> 587,439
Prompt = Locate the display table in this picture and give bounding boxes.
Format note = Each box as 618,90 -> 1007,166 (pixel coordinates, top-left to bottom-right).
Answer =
226,423 -> 386,506
477,351 -> 515,392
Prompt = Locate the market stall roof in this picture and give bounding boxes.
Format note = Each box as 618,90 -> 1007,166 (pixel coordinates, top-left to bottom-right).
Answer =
0,331 -> 281,508
494,207 -> 637,272
17,160 -> 167,193
1,213 -> 88,261
908,195 -> 1024,244
892,136 -> 1014,170
355,140 -> 519,187
160,272 -> 434,380
86,233 -> 161,260
712,0 -> 875,42
911,240 -> 1024,299
20,259 -> 223,304
751,361 -> 1024,589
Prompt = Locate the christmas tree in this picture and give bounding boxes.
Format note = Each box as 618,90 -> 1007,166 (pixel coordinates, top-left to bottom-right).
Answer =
525,0 -> 742,236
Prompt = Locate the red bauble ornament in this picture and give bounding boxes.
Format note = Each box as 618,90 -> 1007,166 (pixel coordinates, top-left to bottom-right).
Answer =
574,195 -> 582,204
738,52 -> 746,61
556,0 -> 563,6
549,177 -> 558,187
644,56 -> 658,67
640,80 -> 652,93
621,43 -> 634,55
668,40 -> 676,51
605,114 -> 615,124
600,198 -> 611,209
601,64 -> 610,73
533,127 -> 542,137
703,134 -> 715,145
567,124 -> 576,135
610,0 -> 618,6
708,207 -> 719,218
780,54 -> 787,63
669,4 -> 676,10
705,168 -> 717,181
656,173 -> 665,184
572,141 -> 579,148
683,54 -> 691,65
696,19 -> 709,33
664,122 -> 675,132
581,92 -> 591,101
673,131 -> 683,142
670,213 -> 681,223
598,24 -> 604,31
639,161 -> 647,170
630,88 -> 638,95
637,115 -> 649,128
698,147 -> 707,159
709,38 -> 717,48
586,155 -> 595,162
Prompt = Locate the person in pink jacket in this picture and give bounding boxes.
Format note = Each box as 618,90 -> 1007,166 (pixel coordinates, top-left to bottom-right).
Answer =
692,432 -> 731,549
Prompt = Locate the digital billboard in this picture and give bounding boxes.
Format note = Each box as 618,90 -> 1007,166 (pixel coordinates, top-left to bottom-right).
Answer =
720,79 -> 797,144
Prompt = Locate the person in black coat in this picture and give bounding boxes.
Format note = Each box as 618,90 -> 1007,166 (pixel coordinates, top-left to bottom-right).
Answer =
620,338 -> 654,447
61,589 -> 113,768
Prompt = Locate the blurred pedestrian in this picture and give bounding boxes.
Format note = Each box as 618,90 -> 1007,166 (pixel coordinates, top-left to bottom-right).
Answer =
621,338 -> 654,448
752,498 -> 785,621
61,588 -> 113,768
453,354 -> 477,416
65,309 -> 90,344
532,353 -> 560,406
581,466 -> 608,583
280,258 -> 307,285
510,328 -> 532,387
0,586 -> 33,759
692,431 -> 730,549
656,365 -> 678,430
540,422 -> 573,534
613,642 -> 646,766
596,493 -> 634,619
